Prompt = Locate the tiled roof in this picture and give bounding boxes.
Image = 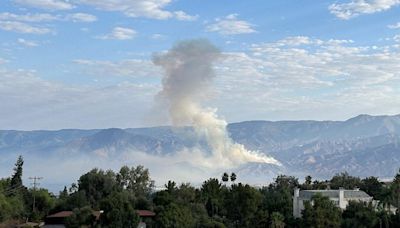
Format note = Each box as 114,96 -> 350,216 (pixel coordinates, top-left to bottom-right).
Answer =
47,210 -> 103,219
137,210 -> 156,217
47,211 -> 73,218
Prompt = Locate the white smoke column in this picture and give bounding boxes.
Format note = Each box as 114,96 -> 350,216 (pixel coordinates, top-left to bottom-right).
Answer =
153,39 -> 280,168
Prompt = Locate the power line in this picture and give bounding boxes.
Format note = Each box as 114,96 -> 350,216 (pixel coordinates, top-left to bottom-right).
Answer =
29,176 -> 43,213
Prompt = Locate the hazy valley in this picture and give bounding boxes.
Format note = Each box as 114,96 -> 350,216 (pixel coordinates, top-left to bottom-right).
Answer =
1,114 -> 400,190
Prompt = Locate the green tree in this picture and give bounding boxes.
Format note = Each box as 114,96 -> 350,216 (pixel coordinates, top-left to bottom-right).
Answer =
116,165 -> 155,198
10,156 -> 24,190
379,187 -> 393,212
260,175 -> 298,221
330,172 -> 361,189
376,210 -> 390,228
201,178 -> 224,217
390,169 -> 400,210
99,191 -> 139,228
175,183 -> 197,205
165,180 -> 177,194
390,212 -> 400,228
360,176 -> 383,200
155,203 -> 194,228
78,168 -> 117,208
0,193 -> 25,222
342,201 -> 378,228
27,188 -> 56,221
305,176 -> 312,185
59,186 -> 69,200
301,194 -> 342,228
251,209 -> 269,228
302,175 -> 313,190
230,173 -> 237,182
222,173 -> 229,182
65,206 -> 96,228
270,212 -> 285,228
224,183 -> 262,227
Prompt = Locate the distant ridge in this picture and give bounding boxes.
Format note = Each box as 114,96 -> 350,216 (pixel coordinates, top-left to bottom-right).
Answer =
1,114 -> 399,185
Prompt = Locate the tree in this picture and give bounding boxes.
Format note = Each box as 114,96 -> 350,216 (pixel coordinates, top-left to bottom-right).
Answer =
10,156 -> 24,190
0,193 -> 25,222
222,173 -> 229,182
65,206 -> 96,228
224,183 -> 262,227
59,186 -> 69,200
99,191 -> 140,228
342,201 -> 378,228
230,173 -> 237,182
301,194 -> 342,228
379,187 -> 393,212
260,175 -> 298,221
78,168 -> 117,207
116,165 -> 155,198
155,203 -> 194,228
330,172 -> 361,189
201,178 -> 224,217
360,176 -> 383,200
301,175 -> 313,190
391,169 -> 400,210
305,176 -> 312,185
165,180 -> 177,194
251,209 -> 269,227
175,183 -> 197,205
376,210 -> 390,228
270,212 -> 285,228
27,188 -> 56,221
390,212 -> 400,228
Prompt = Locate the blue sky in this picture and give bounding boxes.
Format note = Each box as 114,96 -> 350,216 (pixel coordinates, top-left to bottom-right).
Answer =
1,0 -> 400,130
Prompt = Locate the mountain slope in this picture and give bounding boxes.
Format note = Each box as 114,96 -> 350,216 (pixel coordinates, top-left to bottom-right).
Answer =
1,114 -> 400,184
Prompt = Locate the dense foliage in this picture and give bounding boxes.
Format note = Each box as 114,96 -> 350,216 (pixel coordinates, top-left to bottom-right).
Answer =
1,156 -> 400,227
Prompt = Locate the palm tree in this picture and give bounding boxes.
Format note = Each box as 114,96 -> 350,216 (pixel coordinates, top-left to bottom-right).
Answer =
230,172 -> 237,182
222,172 -> 229,182
270,212 -> 285,228
379,187 -> 392,213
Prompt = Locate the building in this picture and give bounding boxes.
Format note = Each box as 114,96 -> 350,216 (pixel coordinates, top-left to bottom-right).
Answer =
44,209 -> 156,228
293,188 -> 373,218
44,210 -> 102,227
137,210 -> 156,228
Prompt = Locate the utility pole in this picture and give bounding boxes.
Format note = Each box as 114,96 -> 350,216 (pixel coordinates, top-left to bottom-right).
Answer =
29,176 -> 43,213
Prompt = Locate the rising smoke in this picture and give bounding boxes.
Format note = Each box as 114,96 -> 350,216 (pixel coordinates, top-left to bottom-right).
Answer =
153,39 -> 280,168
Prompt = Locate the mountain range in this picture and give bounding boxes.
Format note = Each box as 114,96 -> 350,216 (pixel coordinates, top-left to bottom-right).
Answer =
1,114 -> 399,189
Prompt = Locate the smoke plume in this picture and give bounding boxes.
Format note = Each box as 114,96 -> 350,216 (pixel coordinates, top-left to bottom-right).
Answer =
153,39 -> 280,168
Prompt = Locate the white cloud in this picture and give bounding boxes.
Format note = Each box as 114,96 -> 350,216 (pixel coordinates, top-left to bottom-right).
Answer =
17,38 -> 38,47
0,67 -> 159,130
173,11 -> 198,21
97,27 -> 137,40
0,12 -> 97,23
74,59 -> 161,77
2,36 -> 400,130
77,0 -> 196,20
388,22 -> 400,29
329,0 -> 400,20
0,12 -> 59,22
151,33 -> 166,40
211,36 -> 400,122
14,0 -> 74,10
0,21 -> 51,34
66,13 -> 97,22
206,14 -> 256,35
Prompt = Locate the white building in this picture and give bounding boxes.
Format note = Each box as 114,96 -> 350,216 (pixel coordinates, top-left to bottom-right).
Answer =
292,188 -> 373,218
